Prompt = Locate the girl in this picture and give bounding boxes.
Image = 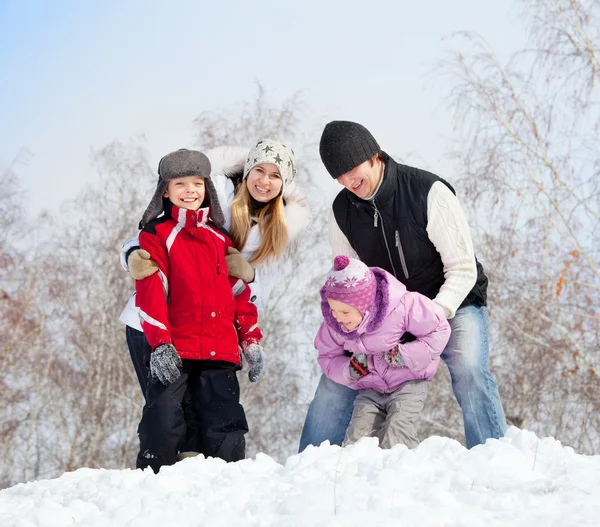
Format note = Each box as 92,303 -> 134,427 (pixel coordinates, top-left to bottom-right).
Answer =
315,255 -> 451,449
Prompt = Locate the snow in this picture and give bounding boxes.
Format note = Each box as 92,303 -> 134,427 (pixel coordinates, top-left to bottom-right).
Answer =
1,427 -> 599,527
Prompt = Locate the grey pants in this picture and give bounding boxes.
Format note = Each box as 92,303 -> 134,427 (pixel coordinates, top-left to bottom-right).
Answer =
344,380 -> 428,449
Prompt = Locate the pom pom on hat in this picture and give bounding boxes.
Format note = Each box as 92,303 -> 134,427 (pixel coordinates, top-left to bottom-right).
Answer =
334,255 -> 350,271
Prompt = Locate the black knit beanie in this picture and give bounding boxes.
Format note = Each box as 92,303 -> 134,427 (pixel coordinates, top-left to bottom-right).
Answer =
319,121 -> 381,179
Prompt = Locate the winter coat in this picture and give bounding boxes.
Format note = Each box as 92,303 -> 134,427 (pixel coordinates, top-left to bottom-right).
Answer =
119,146 -> 311,329
315,268 -> 451,394
136,201 -> 261,364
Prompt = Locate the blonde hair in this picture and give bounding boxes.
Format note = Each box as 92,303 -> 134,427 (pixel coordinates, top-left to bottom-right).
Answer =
230,180 -> 288,265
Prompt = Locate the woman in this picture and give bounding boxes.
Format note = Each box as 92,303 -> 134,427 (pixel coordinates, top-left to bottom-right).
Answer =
120,139 -> 311,394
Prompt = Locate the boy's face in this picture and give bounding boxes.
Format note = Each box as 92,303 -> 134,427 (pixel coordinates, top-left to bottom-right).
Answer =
246,163 -> 283,202
327,298 -> 363,331
163,176 -> 205,211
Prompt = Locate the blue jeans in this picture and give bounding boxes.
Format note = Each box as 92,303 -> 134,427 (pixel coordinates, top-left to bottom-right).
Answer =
299,305 -> 506,451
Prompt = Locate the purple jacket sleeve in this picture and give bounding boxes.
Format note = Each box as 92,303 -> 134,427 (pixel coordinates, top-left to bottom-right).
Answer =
314,322 -> 356,387
396,291 -> 451,372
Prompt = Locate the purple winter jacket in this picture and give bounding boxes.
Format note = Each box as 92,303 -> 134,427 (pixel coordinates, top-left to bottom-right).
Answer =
315,268 -> 451,394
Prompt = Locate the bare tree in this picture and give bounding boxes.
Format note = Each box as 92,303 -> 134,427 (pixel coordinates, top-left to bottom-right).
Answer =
440,0 -> 600,453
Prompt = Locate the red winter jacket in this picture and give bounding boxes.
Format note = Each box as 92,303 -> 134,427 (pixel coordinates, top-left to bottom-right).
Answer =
135,203 -> 262,364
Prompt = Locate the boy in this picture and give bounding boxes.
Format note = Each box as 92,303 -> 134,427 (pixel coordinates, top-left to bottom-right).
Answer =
135,149 -> 263,473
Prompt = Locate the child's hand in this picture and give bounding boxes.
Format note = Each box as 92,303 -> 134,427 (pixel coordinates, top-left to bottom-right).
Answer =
349,353 -> 369,378
384,345 -> 405,367
242,343 -> 265,382
150,344 -> 182,385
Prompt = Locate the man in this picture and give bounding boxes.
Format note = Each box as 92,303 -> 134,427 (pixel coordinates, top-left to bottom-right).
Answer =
299,120 -> 506,450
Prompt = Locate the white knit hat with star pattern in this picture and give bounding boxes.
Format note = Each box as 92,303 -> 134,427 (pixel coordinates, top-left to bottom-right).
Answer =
243,139 -> 297,193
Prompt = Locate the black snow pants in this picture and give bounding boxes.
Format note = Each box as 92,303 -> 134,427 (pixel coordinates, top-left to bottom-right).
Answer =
136,358 -> 248,474
127,326 -> 204,453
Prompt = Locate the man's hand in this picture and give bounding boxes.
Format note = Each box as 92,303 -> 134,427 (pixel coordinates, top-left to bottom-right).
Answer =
129,249 -> 159,280
226,247 -> 255,283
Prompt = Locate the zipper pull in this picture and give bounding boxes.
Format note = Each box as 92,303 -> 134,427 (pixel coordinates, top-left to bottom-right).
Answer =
373,209 -> 379,228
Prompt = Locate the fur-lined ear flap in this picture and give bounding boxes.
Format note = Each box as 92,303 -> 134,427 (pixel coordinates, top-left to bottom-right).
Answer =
204,176 -> 225,228
140,177 -> 168,229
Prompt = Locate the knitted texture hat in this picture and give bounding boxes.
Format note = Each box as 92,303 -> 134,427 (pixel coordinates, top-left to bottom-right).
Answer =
140,149 -> 225,229
243,139 -> 297,192
319,121 -> 381,179
320,255 -> 377,314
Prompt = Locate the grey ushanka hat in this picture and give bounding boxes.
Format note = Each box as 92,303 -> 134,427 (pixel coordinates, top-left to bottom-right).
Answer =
140,149 -> 225,229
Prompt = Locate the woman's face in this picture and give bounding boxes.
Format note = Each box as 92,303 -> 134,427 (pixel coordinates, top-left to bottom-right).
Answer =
246,163 -> 283,202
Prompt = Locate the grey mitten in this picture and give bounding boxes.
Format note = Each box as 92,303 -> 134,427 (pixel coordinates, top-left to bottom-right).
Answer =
150,344 -> 182,385
349,353 -> 369,379
129,249 -> 159,280
242,343 -> 264,382
384,345 -> 405,367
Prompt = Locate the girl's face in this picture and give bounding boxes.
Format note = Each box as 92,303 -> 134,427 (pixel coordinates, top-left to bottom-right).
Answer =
246,163 -> 283,202
327,298 -> 363,331
163,176 -> 205,211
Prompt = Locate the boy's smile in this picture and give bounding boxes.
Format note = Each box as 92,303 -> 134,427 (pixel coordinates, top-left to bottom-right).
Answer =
163,176 -> 206,211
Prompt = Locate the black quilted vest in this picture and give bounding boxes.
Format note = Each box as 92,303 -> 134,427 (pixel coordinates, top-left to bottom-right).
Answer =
332,154 -> 488,307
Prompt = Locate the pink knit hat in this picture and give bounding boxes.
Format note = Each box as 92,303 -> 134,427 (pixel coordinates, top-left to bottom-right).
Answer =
321,256 -> 377,314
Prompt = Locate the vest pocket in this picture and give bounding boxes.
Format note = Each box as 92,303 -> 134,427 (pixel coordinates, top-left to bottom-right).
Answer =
395,230 -> 410,279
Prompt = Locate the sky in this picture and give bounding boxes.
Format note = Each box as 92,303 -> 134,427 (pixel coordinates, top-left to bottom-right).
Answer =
0,0 -> 529,213
2,427 -> 599,526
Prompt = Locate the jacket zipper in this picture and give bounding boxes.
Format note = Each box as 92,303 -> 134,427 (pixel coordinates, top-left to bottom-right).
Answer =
372,201 -> 398,278
395,230 -> 410,279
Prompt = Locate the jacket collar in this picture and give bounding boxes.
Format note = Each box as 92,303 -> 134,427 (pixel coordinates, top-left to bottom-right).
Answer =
166,200 -> 211,229
375,153 -> 397,205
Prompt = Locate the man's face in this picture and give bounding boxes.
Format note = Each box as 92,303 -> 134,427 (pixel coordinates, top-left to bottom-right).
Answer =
335,155 -> 382,199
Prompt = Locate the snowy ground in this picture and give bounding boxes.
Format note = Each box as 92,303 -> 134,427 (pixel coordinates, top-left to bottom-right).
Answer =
1,427 -> 599,527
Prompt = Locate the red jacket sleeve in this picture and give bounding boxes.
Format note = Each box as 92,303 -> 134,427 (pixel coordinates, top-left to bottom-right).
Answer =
231,276 -> 263,348
135,231 -> 172,350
